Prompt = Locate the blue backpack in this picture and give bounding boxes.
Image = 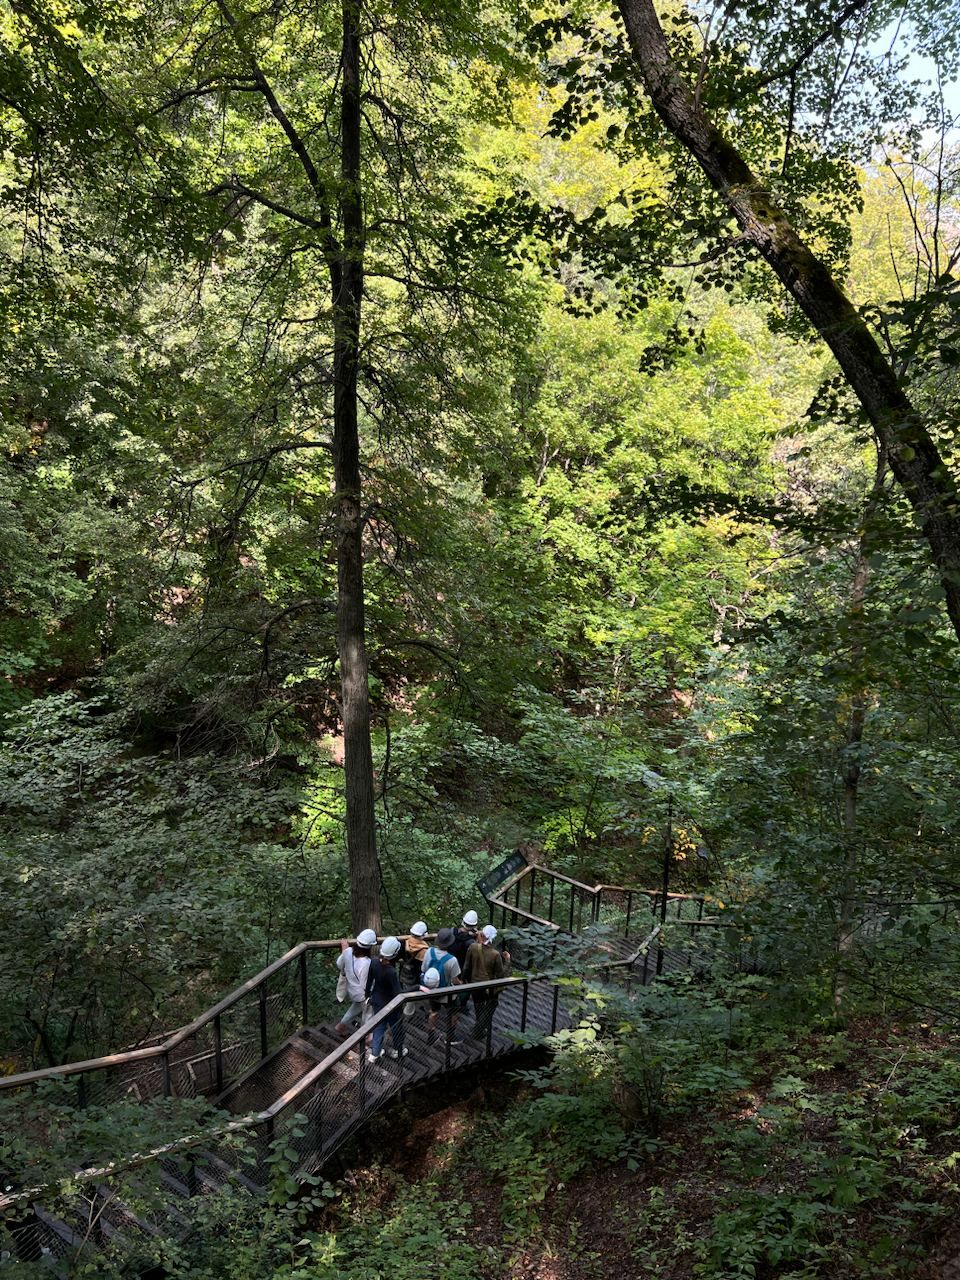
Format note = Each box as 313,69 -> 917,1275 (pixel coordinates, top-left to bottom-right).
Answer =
424,947 -> 457,989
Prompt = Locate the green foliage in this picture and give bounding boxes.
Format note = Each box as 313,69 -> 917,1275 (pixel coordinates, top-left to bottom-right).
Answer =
0,694 -> 301,1062
157,1160 -> 492,1280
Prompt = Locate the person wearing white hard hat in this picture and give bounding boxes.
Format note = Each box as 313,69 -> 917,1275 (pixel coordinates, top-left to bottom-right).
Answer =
450,910 -> 480,966
334,928 -> 377,1039
450,910 -> 481,1017
398,920 -> 430,1009
365,936 -> 407,1063
462,923 -> 511,1042
421,927 -> 462,1042
419,967 -> 441,993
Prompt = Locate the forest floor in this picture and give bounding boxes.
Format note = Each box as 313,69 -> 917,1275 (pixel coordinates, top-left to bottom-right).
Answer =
327,1017 -> 960,1279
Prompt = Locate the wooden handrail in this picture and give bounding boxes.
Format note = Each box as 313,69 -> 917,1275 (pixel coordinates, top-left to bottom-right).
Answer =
0,936 -> 420,1093
484,898 -> 561,930
503,862 -> 706,903
0,975 -> 539,1210
0,925 -> 665,1211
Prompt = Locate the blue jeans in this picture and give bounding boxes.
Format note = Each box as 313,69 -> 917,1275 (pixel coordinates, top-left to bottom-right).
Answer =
370,1008 -> 404,1056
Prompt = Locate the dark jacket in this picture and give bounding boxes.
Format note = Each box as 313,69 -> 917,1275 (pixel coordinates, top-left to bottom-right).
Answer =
449,927 -> 477,966
365,958 -> 401,1012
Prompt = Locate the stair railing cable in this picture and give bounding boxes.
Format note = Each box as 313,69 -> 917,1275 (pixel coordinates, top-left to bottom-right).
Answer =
484,858 -> 711,935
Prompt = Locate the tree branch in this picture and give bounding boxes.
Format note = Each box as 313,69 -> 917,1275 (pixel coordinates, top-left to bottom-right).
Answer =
213,0 -> 343,289
617,0 -> 960,644
751,0 -> 873,90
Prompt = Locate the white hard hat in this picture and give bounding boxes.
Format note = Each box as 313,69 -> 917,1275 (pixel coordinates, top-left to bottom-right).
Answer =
409,921 -> 428,937
462,910 -> 479,927
420,967 -> 441,990
482,924 -> 498,942
356,928 -> 377,948
380,935 -> 401,959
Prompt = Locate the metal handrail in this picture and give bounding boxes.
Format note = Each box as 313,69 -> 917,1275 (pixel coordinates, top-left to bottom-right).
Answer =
503,861 -> 707,903
0,981 -> 518,1210
0,936 -> 425,1093
1,857 -> 706,1095
0,924 -> 664,1211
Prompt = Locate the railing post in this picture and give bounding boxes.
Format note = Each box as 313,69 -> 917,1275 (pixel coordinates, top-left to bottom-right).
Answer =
529,867 -> 536,917
214,1014 -> 224,1095
625,890 -> 633,938
550,984 -> 559,1034
444,1001 -> 453,1072
259,984 -> 269,1060
299,950 -> 309,1027
569,885 -> 575,932
642,949 -> 650,984
548,876 -> 556,926
521,981 -> 529,1033
697,897 -> 704,921
77,1073 -> 87,1109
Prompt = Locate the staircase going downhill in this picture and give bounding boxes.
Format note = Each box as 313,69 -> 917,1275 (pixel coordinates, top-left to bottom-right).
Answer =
0,851 -> 714,1272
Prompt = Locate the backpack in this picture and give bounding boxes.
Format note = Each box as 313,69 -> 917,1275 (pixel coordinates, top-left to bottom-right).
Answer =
425,947 -> 456,988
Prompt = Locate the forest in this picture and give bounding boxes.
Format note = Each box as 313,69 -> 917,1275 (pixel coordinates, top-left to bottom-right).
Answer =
2,0 -> 960,1275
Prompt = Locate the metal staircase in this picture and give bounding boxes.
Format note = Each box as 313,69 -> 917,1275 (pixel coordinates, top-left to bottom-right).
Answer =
0,852 -> 716,1273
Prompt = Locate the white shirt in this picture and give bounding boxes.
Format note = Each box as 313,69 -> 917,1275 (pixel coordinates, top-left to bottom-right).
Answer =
337,948 -> 371,1002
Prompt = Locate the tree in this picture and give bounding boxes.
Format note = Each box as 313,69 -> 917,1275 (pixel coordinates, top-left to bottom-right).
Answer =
613,0 -> 960,640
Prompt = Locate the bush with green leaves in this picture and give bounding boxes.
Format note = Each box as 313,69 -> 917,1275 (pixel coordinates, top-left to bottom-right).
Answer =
0,695 -> 302,1064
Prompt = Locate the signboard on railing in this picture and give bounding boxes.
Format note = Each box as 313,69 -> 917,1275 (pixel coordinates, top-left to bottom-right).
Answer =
476,849 -> 528,902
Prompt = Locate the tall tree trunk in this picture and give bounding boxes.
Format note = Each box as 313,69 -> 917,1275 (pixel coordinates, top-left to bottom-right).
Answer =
210,0 -> 381,930
616,0 -> 960,644
335,0 -> 380,932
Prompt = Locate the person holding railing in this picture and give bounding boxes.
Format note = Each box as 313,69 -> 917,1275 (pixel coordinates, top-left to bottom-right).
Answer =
334,928 -> 377,1039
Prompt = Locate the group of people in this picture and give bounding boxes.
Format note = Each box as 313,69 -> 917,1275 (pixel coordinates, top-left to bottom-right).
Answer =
334,911 -> 511,1064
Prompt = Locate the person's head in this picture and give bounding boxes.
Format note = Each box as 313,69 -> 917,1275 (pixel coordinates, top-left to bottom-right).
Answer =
436,926 -> 456,950
420,967 -> 441,993
379,935 -> 401,962
354,927 -> 377,954
409,921 -> 428,938
461,910 -> 479,929
481,924 -> 498,945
